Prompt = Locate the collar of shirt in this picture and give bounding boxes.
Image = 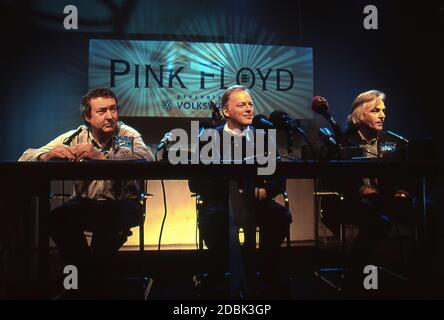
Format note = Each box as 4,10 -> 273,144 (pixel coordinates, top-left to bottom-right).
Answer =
223,123 -> 253,137
357,129 -> 377,146
86,123 -> 122,151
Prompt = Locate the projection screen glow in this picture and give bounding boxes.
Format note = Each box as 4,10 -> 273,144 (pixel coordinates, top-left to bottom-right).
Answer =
89,39 -> 313,118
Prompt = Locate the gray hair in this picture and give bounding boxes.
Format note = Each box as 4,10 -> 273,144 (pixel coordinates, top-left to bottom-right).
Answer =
347,90 -> 386,128
220,85 -> 250,110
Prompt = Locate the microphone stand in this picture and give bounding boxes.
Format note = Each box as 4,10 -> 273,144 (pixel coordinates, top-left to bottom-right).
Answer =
284,127 -> 318,162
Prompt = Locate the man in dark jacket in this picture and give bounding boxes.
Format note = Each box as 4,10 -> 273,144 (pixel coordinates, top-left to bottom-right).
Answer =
189,85 -> 291,298
321,90 -> 412,276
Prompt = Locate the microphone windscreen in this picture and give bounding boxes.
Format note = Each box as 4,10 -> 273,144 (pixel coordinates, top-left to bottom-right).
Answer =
270,110 -> 305,134
252,114 -> 274,129
269,110 -> 287,128
311,96 -> 329,114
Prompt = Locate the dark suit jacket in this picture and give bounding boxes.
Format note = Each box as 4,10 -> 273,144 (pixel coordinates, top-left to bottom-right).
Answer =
331,127 -> 410,199
188,125 -> 286,201
188,125 -> 291,229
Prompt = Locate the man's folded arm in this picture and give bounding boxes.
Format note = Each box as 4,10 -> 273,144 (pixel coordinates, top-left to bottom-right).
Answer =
18,131 -> 76,161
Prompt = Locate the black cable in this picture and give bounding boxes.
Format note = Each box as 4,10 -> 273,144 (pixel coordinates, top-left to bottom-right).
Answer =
195,207 -> 199,250
280,125 -> 320,248
195,195 -> 201,250
155,149 -> 168,252
294,130 -> 321,250
289,128 -> 321,250
158,179 -> 167,252
283,127 -> 320,250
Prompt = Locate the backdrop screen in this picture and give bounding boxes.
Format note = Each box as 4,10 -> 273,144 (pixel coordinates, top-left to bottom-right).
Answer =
89,39 -> 313,118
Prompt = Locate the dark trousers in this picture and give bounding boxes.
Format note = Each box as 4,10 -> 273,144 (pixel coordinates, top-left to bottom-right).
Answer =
48,198 -> 141,291
198,200 -> 291,296
322,194 -> 413,267
199,201 -> 290,250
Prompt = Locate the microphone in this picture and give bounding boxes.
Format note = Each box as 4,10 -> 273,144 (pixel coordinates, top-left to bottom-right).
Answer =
270,110 -> 316,159
210,100 -> 224,122
319,127 -> 337,147
386,130 -> 409,144
252,114 -> 275,130
269,110 -> 305,135
63,126 -> 83,146
156,132 -> 174,152
311,95 -> 329,114
311,96 -> 343,137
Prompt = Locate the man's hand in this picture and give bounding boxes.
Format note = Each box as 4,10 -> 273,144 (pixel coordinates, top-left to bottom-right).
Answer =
71,144 -> 107,161
359,186 -> 379,197
255,188 -> 268,201
394,190 -> 409,198
39,145 -> 75,161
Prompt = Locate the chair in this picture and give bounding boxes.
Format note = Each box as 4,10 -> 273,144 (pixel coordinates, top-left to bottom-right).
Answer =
193,191 -> 291,250
49,180 -> 153,299
313,190 -> 350,291
192,190 -> 292,299
50,180 -> 151,252
313,189 -> 414,293
274,191 -> 292,248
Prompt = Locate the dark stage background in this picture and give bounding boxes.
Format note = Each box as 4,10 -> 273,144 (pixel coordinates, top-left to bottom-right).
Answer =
1,0 -> 444,300
0,0 -> 443,160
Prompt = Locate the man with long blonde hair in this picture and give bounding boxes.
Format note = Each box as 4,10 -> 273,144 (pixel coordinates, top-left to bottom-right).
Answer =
322,90 -> 412,289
